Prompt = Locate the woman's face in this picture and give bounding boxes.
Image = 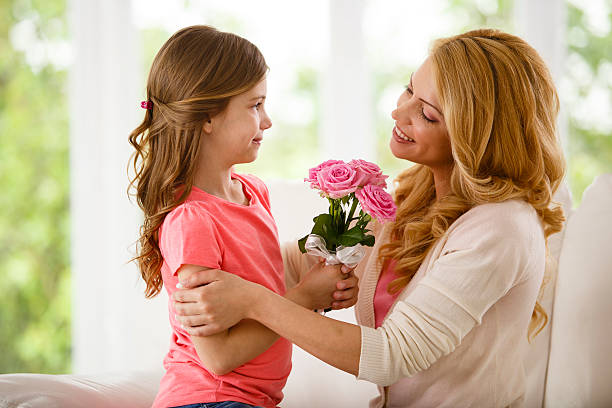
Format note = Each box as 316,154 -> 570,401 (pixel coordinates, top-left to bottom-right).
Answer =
390,57 -> 454,172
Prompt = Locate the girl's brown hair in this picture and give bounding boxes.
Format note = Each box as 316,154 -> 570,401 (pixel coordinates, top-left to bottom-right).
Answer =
128,25 -> 268,297
378,29 -> 566,341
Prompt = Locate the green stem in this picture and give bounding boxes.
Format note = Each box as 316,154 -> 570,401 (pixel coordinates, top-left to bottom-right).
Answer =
346,194 -> 359,227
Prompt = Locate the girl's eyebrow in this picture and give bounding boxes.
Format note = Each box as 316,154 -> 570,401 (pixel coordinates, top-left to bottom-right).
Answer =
249,95 -> 266,101
409,72 -> 443,117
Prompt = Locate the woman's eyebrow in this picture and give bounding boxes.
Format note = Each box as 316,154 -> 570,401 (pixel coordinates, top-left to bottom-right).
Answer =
248,95 -> 266,101
410,72 -> 443,117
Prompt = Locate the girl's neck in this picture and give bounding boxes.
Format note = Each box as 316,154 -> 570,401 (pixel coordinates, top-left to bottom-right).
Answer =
193,165 -> 246,205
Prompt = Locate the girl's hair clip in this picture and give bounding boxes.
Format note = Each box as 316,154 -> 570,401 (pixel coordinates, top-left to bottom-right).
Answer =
141,101 -> 153,110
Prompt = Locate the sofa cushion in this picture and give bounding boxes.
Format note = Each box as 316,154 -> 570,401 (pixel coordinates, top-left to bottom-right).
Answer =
0,370 -> 161,408
545,174 -> 612,407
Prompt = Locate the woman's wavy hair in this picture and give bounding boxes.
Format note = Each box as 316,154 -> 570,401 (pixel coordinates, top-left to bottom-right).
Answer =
378,29 -> 566,341
128,25 -> 268,298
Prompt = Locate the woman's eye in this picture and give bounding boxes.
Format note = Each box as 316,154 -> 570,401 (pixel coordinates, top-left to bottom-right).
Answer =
420,109 -> 435,123
253,102 -> 263,109
405,86 -> 413,95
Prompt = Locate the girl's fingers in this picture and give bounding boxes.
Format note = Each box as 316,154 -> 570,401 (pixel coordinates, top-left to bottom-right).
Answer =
336,275 -> 358,290
331,298 -> 358,309
333,288 -> 356,301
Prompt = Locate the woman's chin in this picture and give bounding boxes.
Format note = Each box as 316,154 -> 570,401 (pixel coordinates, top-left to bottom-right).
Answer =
389,138 -> 417,161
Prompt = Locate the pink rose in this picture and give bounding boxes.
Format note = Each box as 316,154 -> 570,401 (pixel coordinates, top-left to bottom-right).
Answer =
305,159 -> 345,190
356,185 -> 397,222
316,162 -> 361,198
349,159 -> 388,188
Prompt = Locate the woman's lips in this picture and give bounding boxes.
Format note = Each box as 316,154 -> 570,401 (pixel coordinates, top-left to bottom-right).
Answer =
393,126 -> 415,144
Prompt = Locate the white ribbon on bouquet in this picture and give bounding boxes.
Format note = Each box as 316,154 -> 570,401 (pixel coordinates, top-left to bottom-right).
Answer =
304,234 -> 366,268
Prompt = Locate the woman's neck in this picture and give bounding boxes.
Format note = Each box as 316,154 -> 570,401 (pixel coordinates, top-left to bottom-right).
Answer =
432,165 -> 453,201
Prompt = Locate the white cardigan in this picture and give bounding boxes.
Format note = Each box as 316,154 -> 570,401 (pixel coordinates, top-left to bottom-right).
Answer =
355,199 -> 546,408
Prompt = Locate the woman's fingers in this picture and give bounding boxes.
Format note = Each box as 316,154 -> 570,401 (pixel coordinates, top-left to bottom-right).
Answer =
175,313 -> 208,328
178,268 -> 225,289
183,323 -> 224,337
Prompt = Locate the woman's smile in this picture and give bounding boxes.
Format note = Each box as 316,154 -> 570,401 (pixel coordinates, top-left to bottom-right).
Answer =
393,125 -> 416,144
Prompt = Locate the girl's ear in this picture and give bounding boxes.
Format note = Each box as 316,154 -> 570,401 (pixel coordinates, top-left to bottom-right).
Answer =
202,118 -> 213,134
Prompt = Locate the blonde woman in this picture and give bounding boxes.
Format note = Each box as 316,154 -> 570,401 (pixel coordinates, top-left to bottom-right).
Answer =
172,29 -> 565,407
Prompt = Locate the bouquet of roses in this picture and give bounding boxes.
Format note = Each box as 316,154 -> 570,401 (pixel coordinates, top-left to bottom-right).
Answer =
299,159 -> 397,268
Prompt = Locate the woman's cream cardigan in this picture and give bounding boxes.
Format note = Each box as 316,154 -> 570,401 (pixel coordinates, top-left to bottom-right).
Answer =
283,199 -> 545,408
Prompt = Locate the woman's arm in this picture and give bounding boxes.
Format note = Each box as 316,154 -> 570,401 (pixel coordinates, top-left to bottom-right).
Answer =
175,261 -> 355,375
174,268 -> 362,376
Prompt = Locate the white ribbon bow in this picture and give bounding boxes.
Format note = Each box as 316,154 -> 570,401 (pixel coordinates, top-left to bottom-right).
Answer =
304,234 -> 366,268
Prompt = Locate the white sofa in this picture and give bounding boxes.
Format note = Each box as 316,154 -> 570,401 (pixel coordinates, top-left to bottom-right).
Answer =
1,175 -> 611,408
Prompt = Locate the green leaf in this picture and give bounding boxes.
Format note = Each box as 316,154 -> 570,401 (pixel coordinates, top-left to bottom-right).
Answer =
338,226 -> 365,247
361,234 -> 376,247
311,214 -> 337,251
298,235 -> 309,253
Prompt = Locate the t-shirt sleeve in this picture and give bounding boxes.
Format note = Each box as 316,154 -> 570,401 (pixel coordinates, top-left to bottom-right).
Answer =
357,206 -> 538,385
160,204 -> 223,275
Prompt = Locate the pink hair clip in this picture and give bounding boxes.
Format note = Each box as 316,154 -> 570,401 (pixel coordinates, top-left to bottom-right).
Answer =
141,100 -> 153,110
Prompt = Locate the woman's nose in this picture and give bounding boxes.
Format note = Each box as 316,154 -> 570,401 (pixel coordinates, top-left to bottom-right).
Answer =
392,102 -> 410,123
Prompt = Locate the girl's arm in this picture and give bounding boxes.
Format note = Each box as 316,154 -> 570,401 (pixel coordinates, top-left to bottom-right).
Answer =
174,268 -> 362,376
176,261 -> 355,375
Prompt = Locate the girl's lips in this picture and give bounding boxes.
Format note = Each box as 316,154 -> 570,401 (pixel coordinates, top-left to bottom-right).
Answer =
392,126 -> 415,144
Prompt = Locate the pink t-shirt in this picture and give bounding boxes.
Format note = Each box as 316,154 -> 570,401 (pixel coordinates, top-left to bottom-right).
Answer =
373,259 -> 401,328
152,173 -> 292,408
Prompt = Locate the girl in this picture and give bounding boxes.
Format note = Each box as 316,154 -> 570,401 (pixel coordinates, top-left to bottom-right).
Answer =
128,26 -> 358,408
173,28 -> 566,407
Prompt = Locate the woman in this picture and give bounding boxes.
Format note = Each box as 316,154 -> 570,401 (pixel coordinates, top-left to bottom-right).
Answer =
172,29 -> 565,407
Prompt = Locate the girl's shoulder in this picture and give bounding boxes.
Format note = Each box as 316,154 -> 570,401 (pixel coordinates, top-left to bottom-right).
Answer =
232,172 -> 271,205
163,201 -> 213,230
233,172 -> 268,192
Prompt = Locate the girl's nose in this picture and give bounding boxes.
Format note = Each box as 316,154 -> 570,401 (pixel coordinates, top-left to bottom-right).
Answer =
261,112 -> 272,130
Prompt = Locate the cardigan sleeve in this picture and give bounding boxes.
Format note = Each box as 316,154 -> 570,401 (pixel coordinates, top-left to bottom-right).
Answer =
357,203 -> 541,385
281,241 -> 318,290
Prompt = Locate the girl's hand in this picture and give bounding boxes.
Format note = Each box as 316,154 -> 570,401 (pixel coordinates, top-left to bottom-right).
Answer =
331,266 -> 359,310
296,261 -> 359,310
172,269 -> 260,336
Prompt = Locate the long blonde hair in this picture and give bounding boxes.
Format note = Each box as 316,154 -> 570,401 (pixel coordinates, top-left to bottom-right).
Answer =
379,29 -> 566,340
128,25 -> 268,298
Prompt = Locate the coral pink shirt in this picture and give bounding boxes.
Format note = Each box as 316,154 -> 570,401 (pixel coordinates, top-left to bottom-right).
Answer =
152,173 -> 292,408
373,259 -> 401,328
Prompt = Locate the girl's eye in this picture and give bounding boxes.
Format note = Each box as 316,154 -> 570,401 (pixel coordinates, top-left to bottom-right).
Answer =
405,85 -> 413,95
253,102 -> 263,109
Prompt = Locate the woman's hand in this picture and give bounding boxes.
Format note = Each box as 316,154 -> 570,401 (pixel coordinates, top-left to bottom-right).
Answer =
173,269 -> 260,336
173,261 -> 359,336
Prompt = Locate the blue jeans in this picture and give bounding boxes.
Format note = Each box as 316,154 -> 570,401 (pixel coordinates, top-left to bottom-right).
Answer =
171,402 -> 263,408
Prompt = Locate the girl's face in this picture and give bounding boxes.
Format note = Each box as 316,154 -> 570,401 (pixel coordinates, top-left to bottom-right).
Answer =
390,57 -> 453,172
203,77 -> 272,166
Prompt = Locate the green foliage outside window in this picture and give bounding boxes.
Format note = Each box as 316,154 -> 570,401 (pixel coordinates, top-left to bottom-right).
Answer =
0,0 -> 70,373
565,1 -> 612,203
